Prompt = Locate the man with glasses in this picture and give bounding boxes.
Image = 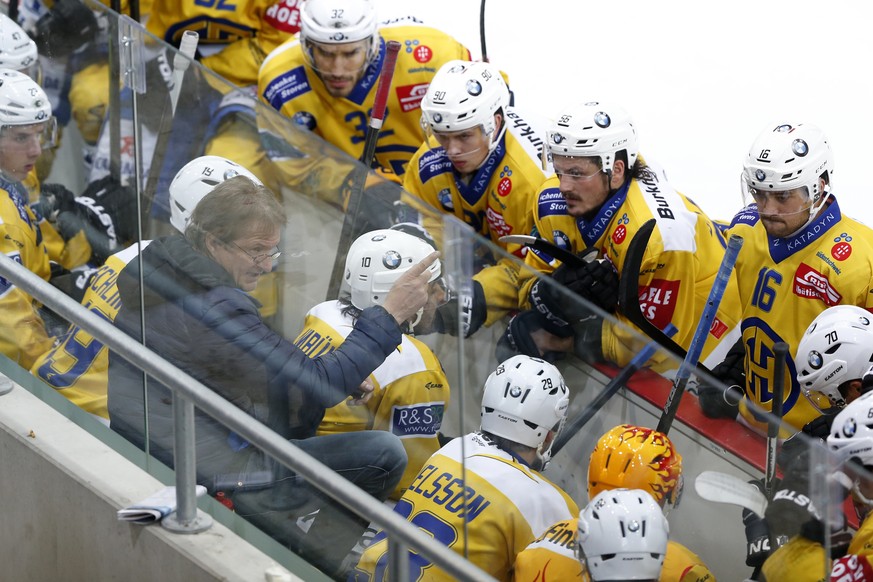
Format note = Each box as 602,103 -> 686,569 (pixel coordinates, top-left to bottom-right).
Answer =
401,59 -> 552,337
701,123 -> 873,433
293,227 -> 450,503
501,100 -> 741,373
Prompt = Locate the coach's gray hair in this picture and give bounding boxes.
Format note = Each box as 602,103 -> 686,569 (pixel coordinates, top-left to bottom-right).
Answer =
186,175 -> 286,253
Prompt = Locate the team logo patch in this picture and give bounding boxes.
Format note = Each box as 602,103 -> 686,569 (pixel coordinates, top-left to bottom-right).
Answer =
793,263 -> 842,306
807,350 -> 823,370
612,223 -> 627,245
497,176 -> 512,196
486,207 -> 512,238
391,403 -> 444,438
382,250 -> 402,269
842,417 -> 857,438
291,111 -> 317,131
395,83 -> 430,112
832,233 -> 853,261
411,40 -> 433,63
553,230 -> 571,251
638,279 -> 680,331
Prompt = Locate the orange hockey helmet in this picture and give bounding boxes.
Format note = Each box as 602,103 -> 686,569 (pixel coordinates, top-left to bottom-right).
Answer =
588,424 -> 683,509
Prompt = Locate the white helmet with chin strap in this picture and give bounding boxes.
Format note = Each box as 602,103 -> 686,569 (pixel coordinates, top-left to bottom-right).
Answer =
577,488 -> 669,581
0,14 -> 40,84
0,67 -> 55,147
828,391 -> 873,509
480,355 -> 569,468
344,229 -> 441,329
798,305 -> 873,413
741,122 -> 834,231
547,101 -> 639,175
299,0 -> 379,65
169,156 -> 262,233
420,60 -> 510,156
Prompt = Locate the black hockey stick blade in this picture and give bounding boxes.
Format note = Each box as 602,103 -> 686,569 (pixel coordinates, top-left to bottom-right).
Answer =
618,219 -> 713,378
498,234 -> 597,268
551,323 -> 677,456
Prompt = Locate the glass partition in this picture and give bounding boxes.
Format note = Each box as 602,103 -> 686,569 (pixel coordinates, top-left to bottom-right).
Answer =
2,2 -> 852,581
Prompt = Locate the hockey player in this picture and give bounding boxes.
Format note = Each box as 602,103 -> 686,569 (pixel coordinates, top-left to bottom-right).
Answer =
500,100 -> 741,373
0,67 -> 63,368
512,424 -> 714,581
257,0 -> 471,203
352,355 -> 577,581
702,123 -> 873,433
404,59 -> 551,334
760,391 -> 873,580
30,156 -> 260,420
577,488 -> 670,582
292,228 -> 449,500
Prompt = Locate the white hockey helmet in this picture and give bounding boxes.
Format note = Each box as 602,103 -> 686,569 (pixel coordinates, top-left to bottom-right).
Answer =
828,392 -> 873,509
344,228 -> 441,311
741,123 -> 833,217
300,0 -> 378,60
798,305 -> 873,413
577,488 -> 669,581
548,101 -> 639,174
421,60 -> 510,154
169,156 -> 262,233
0,14 -> 40,83
480,355 -> 569,464
0,68 -> 55,146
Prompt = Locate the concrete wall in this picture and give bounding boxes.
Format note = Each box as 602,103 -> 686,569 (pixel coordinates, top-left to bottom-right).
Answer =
0,374 -> 308,582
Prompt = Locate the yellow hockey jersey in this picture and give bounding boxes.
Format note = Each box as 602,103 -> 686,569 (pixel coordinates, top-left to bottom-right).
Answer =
258,18 -> 470,199
512,517 -> 715,582
761,535 -> 830,582
727,197 -> 873,432
519,166 -> 742,371
402,106 -> 551,325
31,242 -> 148,418
147,0 -> 303,88
292,300 -> 449,500
352,432 -> 579,582
0,178 -> 54,369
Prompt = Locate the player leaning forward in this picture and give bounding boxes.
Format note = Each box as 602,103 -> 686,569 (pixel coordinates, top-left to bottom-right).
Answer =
352,355 -> 578,581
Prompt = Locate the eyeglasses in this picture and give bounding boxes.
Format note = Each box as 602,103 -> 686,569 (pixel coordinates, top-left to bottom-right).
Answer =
554,168 -> 604,183
230,241 -> 281,265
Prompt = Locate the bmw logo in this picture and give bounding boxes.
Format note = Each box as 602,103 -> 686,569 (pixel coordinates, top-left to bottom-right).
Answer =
807,350 -> 823,370
594,111 -> 611,128
466,79 -> 482,96
510,386 -> 522,397
755,169 -> 766,182
330,32 -> 348,41
223,169 -> 239,180
775,124 -> 793,133
627,520 -> 641,533
792,138 -> 809,157
843,417 -> 857,438
292,111 -> 317,131
382,250 -> 402,269
433,113 -> 443,123
552,133 -> 564,144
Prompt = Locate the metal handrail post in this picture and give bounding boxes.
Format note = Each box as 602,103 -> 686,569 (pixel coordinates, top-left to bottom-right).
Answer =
162,394 -> 212,533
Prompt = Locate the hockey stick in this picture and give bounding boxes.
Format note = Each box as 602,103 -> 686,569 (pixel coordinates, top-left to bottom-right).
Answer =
656,233 -> 743,434
618,219 -> 714,378
326,40 -> 402,299
498,234 -> 596,269
694,470 -> 768,518
551,323 -> 678,456
479,0 -> 488,62
765,342 -> 789,500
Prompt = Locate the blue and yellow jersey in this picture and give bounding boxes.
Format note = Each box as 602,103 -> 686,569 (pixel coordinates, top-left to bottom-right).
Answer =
727,197 -> 873,432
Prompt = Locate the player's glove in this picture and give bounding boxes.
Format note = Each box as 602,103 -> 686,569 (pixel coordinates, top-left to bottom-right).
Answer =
34,0 -> 98,57
37,183 -> 78,222
431,280 -> 486,338
742,479 -> 788,568
496,310 -> 545,361
528,255 -> 618,337
697,338 -> 746,419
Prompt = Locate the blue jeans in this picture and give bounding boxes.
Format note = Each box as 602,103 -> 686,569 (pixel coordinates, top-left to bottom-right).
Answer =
231,431 -> 407,579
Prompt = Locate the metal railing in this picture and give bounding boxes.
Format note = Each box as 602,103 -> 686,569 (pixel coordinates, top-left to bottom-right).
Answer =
0,253 -> 496,582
